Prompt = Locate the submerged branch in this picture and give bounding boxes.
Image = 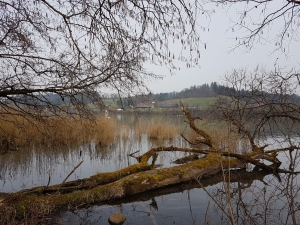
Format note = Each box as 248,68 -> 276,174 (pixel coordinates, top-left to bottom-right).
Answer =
61,160 -> 83,186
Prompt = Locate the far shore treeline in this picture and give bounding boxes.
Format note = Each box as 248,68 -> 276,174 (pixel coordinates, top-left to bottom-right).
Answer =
7,82 -> 300,111
110,82 -> 300,109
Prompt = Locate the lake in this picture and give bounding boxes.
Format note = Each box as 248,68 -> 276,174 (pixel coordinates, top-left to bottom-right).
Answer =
0,113 -> 299,224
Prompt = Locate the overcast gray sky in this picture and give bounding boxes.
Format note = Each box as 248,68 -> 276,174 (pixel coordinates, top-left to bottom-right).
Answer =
146,1 -> 299,94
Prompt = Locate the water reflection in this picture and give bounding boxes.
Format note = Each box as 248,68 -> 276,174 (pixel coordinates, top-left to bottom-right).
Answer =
63,190 -> 209,225
1,113 -> 300,224
59,146 -> 300,224
0,114 -> 189,192
62,168 -> 296,225
62,180 -> 213,225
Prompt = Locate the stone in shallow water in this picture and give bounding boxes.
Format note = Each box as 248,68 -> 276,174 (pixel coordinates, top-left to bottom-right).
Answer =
108,212 -> 126,225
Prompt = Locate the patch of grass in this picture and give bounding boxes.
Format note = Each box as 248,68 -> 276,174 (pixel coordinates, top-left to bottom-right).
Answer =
103,98 -> 118,108
159,97 -> 215,109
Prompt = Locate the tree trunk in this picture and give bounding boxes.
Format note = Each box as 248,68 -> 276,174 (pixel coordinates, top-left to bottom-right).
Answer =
0,153 -> 245,223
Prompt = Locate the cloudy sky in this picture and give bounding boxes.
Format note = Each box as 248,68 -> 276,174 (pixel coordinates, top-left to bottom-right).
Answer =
146,1 -> 299,94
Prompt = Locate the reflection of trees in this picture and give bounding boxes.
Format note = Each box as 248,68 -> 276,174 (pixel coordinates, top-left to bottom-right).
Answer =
208,153 -> 300,225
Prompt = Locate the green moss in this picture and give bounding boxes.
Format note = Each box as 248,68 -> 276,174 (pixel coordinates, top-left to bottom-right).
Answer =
91,163 -> 152,185
2,151 -> 244,223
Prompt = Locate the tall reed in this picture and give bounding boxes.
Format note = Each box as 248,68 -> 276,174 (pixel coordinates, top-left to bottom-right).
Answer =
134,119 -> 179,140
0,114 -> 117,149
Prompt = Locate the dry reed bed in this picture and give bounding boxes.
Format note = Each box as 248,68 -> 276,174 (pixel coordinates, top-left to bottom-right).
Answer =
0,113 -> 245,154
134,120 -> 179,140
0,115 -> 117,148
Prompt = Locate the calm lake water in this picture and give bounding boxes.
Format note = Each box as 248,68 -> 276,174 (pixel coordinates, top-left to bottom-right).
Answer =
0,113 -> 300,224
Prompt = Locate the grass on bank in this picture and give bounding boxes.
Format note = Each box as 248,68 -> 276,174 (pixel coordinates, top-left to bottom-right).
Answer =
92,97 -> 215,111
159,97 -> 215,109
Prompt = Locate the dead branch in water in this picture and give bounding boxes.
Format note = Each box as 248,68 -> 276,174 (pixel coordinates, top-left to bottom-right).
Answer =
60,160 -> 84,188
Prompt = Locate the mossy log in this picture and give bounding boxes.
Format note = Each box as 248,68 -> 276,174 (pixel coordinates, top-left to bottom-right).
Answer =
0,145 -> 294,224
0,144 -> 293,223
0,152 -> 245,222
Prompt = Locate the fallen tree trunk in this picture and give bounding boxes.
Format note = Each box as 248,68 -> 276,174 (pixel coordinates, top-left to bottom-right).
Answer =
0,153 -> 245,223
1,144 -> 297,224
111,168 -> 272,206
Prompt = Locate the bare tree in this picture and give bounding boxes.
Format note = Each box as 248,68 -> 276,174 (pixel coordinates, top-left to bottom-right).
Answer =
210,0 -> 300,52
0,0 -> 203,121
209,66 -> 300,172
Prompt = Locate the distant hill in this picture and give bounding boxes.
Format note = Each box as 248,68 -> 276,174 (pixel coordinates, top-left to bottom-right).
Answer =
152,83 -> 217,101
158,97 -> 215,109
102,81 -> 300,110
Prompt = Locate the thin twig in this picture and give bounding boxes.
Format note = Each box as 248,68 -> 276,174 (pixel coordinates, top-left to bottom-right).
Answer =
61,160 -> 83,186
220,161 -> 236,225
195,179 -> 233,222
204,200 -> 211,225
129,150 -> 140,157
